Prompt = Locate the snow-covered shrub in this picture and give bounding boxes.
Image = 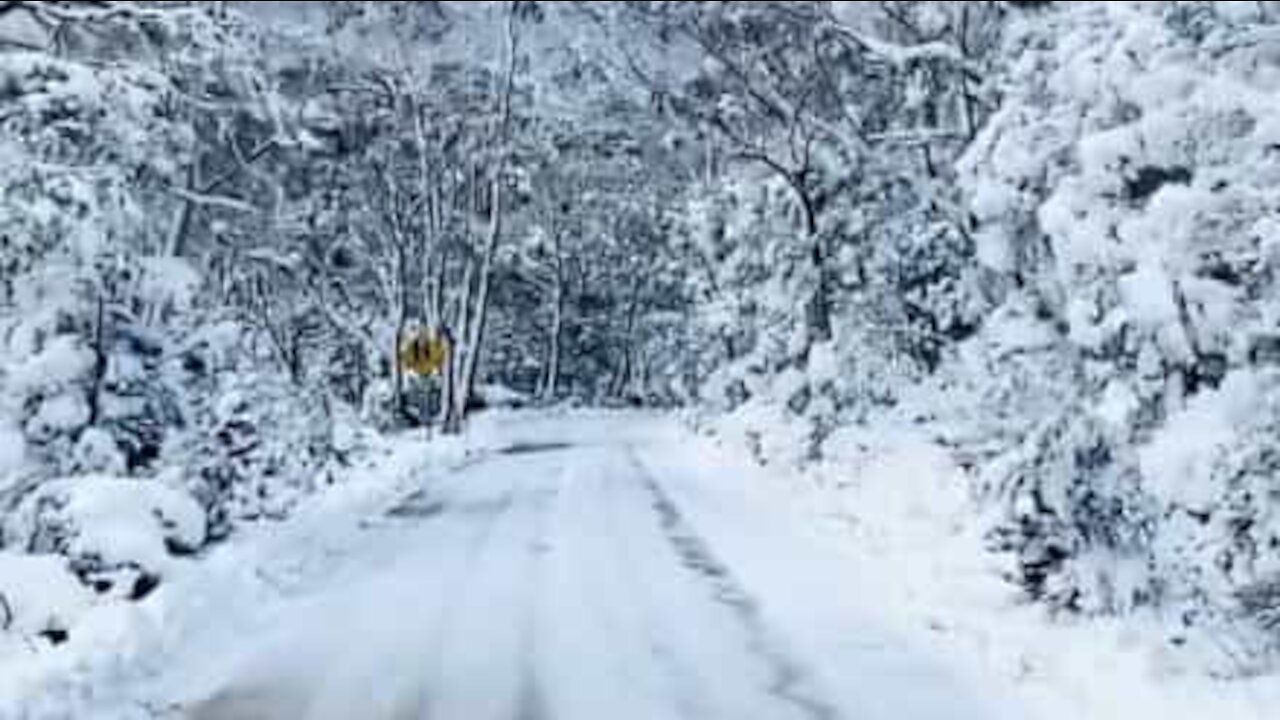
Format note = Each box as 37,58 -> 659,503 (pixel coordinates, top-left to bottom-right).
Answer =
99,323 -> 188,473
1145,371 -> 1280,624
0,39 -> 197,484
174,373 -> 343,539
0,552 -> 93,645
0,423 -> 25,487
358,378 -> 401,432
985,411 -> 1159,614
5,476 -> 205,600
5,333 -> 97,474
956,1 -> 1280,637
70,428 -> 127,476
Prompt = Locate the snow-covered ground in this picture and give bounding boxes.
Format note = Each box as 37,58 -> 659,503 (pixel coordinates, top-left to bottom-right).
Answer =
729,413 -> 1280,720
4,410 -> 1280,719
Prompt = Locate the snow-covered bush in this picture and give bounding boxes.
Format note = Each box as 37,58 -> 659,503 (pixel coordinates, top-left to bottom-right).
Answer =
0,35 -> 196,474
4,475 -> 205,601
955,1 -> 1280,639
0,6 -> 373,636
0,552 -> 93,645
173,373 -> 346,539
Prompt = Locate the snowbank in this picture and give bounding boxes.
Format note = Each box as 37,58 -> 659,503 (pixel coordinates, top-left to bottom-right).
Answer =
0,423 -> 473,718
694,410 -> 1280,720
8,475 -> 206,580
0,552 -> 93,640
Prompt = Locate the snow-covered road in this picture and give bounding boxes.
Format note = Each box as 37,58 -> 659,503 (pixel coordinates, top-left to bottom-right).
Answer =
65,413 -> 1009,720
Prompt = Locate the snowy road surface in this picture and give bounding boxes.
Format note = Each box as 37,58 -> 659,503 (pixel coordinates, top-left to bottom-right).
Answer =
160,413 -> 1005,720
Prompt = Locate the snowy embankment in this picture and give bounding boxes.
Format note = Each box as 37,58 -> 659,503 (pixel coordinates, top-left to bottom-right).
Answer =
703,405 -> 1280,720
0,415 -> 498,718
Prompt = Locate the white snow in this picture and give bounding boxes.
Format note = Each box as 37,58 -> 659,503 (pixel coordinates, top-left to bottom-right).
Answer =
973,226 -> 1015,273
4,412 -> 1280,720
136,256 -> 201,310
71,427 -> 126,475
0,422 -> 25,481
1138,373 -> 1250,513
10,476 -> 207,574
807,340 -> 839,386
1118,261 -> 1179,328
0,552 -> 93,638
1096,379 -> 1140,430
0,412 -> 998,719
6,334 -> 95,395
983,303 -> 1057,359
0,427 -> 456,715
787,415 -> 1280,720
5,0 -> 1280,717
29,394 -> 90,435
475,382 -> 529,408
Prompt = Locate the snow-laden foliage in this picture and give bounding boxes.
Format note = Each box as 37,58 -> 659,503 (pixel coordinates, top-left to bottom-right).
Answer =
0,551 -> 91,642
651,1 -> 1000,462
0,52 -> 184,468
639,0 -> 1280,666
0,2 -> 381,649
950,1 -> 1280,641
7,474 -> 206,601
173,369 -> 363,539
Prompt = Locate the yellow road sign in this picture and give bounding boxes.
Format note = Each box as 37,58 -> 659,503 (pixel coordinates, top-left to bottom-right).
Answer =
398,330 -> 449,376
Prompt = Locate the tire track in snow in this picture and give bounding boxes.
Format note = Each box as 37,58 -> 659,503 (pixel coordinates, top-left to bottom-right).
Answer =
412,480 -> 519,719
176,481 -> 518,720
422,470 -> 560,720
629,451 -> 841,720
532,449 -> 686,720
601,455 -> 712,720
513,483 -> 558,720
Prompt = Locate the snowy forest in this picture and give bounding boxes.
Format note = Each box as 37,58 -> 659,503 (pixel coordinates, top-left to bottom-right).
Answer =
8,1 -> 1280,718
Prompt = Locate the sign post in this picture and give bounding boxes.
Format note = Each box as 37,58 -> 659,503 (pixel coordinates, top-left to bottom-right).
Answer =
398,329 -> 450,377
398,328 -> 451,437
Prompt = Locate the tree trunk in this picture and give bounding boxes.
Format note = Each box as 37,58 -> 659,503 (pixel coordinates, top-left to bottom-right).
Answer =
443,4 -> 518,433
86,293 -> 107,428
440,340 -> 463,434
612,276 -> 643,398
441,252 -> 476,434
392,326 -> 405,423
392,242 -> 409,425
165,169 -> 196,258
543,290 -> 562,402
438,337 -> 457,431
754,160 -> 830,354
354,341 -> 368,408
453,176 -> 503,428
799,187 -> 832,348
806,258 -> 833,347
541,233 -> 564,402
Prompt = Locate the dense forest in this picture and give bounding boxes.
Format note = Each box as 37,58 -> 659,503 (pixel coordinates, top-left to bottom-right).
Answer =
8,0 -> 1280,698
